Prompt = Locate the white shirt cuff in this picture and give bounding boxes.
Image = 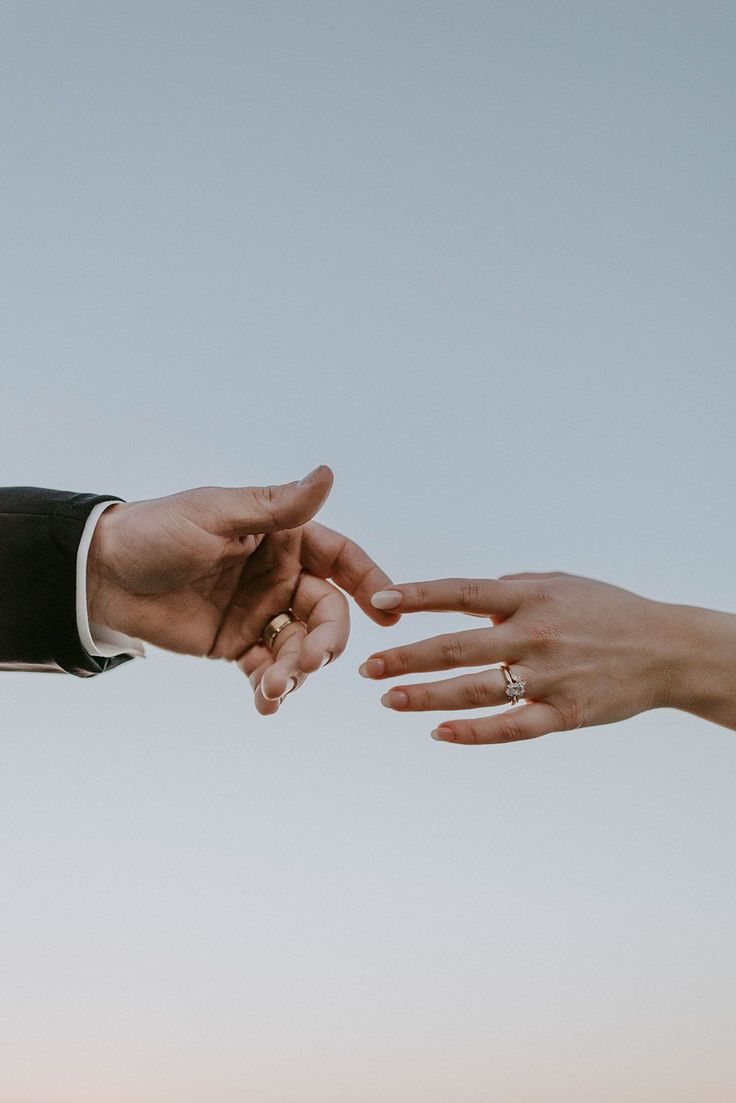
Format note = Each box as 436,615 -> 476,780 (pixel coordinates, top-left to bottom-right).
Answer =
76,501 -> 145,660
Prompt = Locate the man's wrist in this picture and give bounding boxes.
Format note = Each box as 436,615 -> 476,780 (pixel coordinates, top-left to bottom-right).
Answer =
86,502 -> 126,633
78,500 -> 145,660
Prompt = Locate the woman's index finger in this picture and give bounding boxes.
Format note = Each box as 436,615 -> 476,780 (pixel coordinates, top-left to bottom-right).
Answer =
371,578 -> 523,618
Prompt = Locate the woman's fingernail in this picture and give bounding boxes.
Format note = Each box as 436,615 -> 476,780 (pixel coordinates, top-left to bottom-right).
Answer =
284,677 -> 297,695
359,658 -> 385,679
298,465 -> 323,486
320,652 -> 333,668
431,726 -> 453,741
371,590 -> 402,610
382,689 -> 409,710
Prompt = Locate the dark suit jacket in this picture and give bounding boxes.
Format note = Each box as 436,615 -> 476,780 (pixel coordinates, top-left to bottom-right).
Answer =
0,488 -> 132,677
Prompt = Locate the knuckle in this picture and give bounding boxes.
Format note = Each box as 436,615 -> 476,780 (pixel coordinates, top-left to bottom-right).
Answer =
457,580 -> 481,609
461,721 -> 484,745
497,716 -> 525,742
387,649 -> 411,676
523,581 -> 553,606
462,677 -> 491,709
550,696 -> 583,731
189,485 -> 218,503
528,619 -> 564,648
409,685 -> 433,710
440,635 -> 465,666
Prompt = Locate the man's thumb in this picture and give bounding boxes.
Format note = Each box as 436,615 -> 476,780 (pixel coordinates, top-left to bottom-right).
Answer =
216,465 -> 334,536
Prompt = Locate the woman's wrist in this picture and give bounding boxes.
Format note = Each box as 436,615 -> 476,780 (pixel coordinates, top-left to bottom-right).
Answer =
657,601 -> 736,730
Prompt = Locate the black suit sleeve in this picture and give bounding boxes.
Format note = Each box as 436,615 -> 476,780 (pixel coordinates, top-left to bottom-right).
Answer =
0,488 -> 134,677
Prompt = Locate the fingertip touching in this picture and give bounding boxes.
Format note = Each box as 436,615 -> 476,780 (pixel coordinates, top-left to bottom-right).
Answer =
371,589 -> 403,611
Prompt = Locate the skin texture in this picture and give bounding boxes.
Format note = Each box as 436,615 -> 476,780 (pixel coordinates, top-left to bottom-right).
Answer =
360,572 -> 736,744
87,466 -> 398,714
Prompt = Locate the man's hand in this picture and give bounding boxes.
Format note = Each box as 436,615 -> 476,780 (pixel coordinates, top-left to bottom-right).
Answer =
87,466 -> 398,713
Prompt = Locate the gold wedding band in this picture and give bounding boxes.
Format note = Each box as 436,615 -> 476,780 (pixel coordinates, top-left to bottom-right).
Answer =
500,663 -> 527,705
263,611 -> 297,651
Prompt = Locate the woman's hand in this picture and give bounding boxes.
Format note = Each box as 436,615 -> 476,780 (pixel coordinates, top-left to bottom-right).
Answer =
360,572 -> 736,743
87,466 -> 398,714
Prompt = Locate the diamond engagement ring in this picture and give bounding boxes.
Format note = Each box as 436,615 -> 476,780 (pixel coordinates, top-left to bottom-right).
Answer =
500,664 -> 526,705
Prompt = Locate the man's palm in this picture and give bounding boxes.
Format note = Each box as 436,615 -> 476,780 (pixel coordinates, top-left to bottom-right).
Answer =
87,468 -> 397,710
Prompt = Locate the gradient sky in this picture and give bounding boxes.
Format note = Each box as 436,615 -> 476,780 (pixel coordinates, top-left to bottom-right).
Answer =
1,2 -> 735,1101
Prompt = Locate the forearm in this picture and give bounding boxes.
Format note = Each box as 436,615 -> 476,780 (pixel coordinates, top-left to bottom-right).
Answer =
662,603 -> 736,730
0,487 -> 133,676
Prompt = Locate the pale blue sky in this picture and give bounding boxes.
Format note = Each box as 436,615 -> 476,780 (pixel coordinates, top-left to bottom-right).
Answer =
1,3 -> 735,1101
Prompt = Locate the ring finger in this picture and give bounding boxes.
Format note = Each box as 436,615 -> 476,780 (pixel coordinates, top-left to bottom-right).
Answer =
259,621 -> 309,706
379,665 -> 537,712
238,624 -> 307,715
